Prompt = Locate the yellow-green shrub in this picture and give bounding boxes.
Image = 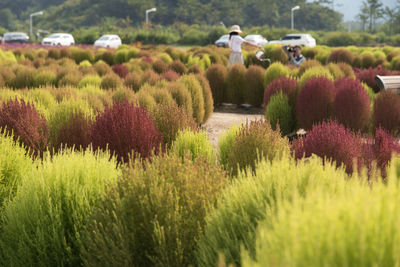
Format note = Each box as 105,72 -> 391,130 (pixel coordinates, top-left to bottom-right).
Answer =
298,66 -> 333,88
179,74 -> 205,124
78,74 -> 102,88
263,62 -> 290,88
172,129 -> 215,162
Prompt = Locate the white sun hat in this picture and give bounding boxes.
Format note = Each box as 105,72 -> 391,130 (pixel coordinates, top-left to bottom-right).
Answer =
229,25 -> 242,34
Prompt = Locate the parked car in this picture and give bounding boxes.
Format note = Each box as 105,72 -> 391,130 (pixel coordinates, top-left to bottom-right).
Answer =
94,35 -> 122,48
215,34 -> 229,47
42,33 -> 75,46
268,33 -> 316,47
244,35 -> 268,47
3,32 -> 30,44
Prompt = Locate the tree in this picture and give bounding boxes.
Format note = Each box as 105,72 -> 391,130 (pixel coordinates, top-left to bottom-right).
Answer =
358,0 -> 384,32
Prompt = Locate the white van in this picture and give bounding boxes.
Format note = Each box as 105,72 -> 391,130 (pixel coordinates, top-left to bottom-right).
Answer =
269,34 -> 316,47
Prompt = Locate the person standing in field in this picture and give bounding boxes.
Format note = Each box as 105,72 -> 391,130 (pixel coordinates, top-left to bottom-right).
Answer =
228,25 -> 262,66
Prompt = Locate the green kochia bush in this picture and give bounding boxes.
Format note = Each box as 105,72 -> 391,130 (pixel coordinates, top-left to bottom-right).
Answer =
172,129 -> 215,162
196,155 -> 350,267
242,160 -> 400,267
265,92 -> 295,136
244,65 -> 265,107
205,63 -> 227,105
226,64 -> 247,105
0,148 -> 120,267
263,62 -> 290,88
226,120 -> 289,176
179,74 -> 205,124
82,152 -> 226,267
0,133 -> 33,209
218,125 -> 240,168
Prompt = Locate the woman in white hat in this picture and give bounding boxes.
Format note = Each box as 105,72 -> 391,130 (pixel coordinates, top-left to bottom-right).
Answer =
228,25 -> 262,66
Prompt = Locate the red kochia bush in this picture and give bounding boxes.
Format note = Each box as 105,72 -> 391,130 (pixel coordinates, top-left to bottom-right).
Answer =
372,128 -> 400,176
53,111 -> 92,151
354,66 -> 399,93
161,70 -> 180,81
296,77 -> 335,130
373,90 -> 400,136
263,76 -> 298,109
333,78 -> 371,131
0,99 -> 48,157
91,101 -> 162,163
292,120 -> 362,174
111,64 -> 129,78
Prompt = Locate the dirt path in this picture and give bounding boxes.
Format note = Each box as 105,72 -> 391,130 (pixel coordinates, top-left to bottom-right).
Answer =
202,106 -> 264,147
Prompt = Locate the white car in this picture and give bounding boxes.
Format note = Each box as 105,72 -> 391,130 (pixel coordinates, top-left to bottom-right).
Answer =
42,33 -> 75,46
215,34 -> 229,47
94,35 -> 122,48
244,35 -> 268,47
269,33 -> 316,47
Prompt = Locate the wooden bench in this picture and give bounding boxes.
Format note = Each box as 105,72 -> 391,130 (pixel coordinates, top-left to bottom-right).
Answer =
375,75 -> 400,94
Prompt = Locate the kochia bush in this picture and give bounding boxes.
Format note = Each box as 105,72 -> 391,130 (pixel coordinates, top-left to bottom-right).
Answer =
82,152 -> 226,267
91,101 -> 162,162
263,76 -> 298,109
172,129 -> 215,162
205,63 -> 227,105
327,48 -> 355,65
373,90 -> 400,136
296,77 -> 336,130
226,64 -> 247,105
265,92 -> 295,136
0,99 -> 48,157
263,62 -> 290,88
244,65 -> 265,107
292,120 -> 362,174
179,74 -> 205,124
333,78 -> 371,131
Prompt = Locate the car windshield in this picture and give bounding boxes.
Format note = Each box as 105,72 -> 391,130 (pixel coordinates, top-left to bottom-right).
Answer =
220,35 -> 229,40
48,34 -> 61,39
99,36 -> 110,40
5,33 -> 26,39
245,35 -> 259,40
282,36 -> 301,40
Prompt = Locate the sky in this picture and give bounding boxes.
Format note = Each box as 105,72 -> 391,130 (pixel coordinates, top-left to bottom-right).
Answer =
309,0 -> 397,21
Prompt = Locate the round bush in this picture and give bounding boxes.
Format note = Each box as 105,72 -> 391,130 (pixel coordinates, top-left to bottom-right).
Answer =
242,175 -> 400,267
78,74 -> 102,88
91,101 -> 162,163
33,70 -> 57,87
327,48 -> 355,65
161,69 -> 180,81
58,71 -> 83,87
94,61 -> 112,76
152,59 -> 169,74
292,120 -> 362,174
135,89 -> 157,112
140,69 -> 161,86
263,62 -> 290,88
327,63 -> 345,79
151,103 -> 197,147
263,76 -> 298,109
297,77 -> 336,130
52,111 -> 92,151
265,92 -> 295,136
12,66 -> 35,89
0,149 -> 120,267
298,66 -> 333,88
226,64 -> 247,105
169,60 -> 187,75
82,152 -> 226,267
188,64 -> 202,74
205,63 -> 227,105
111,64 -> 129,78
100,73 -> 123,89
218,125 -> 240,168
333,78 -> 371,131
263,45 -> 289,64
172,129 -> 215,162
297,59 -> 322,77
336,62 -> 355,78
195,74 -> 214,123
166,81 -> 193,117
244,65 -> 265,107
0,133 -> 33,209
179,74 -> 205,124
0,99 -> 49,157
196,156 -> 348,267
227,120 -> 289,176
124,72 -> 141,91
373,90 -> 400,136
111,87 -> 136,103
361,53 -> 376,69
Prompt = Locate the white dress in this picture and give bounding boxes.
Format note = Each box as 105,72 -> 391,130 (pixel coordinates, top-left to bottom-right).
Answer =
228,35 -> 245,66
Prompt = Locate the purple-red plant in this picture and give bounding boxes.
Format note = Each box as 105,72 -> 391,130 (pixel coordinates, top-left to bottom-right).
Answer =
333,78 -> 371,131
53,111 -> 92,151
161,70 -> 180,81
355,66 -> 399,93
292,121 -> 362,174
142,57 -> 153,64
0,98 -> 48,157
263,76 -> 298,109
372,128 -> 400,177
373,90 -> 400,136
90,101 -> 162,163
296,77 -> 335,130
112,64 -> 129,78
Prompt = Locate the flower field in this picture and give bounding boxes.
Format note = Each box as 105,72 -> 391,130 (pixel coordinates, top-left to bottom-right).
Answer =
0,43 -> 400,266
